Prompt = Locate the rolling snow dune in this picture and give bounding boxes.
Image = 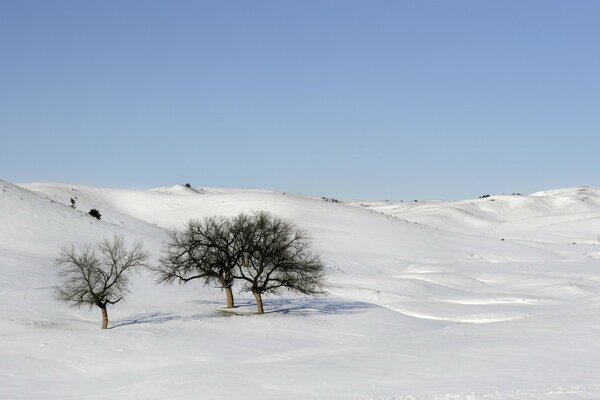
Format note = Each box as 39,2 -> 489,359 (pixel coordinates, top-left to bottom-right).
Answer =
2,180 -> 600,399
351,188 -> 600,243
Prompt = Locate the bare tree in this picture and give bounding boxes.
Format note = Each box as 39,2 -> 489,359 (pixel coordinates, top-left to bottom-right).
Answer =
153,213 -> 326,314
153,216 -> 250,308
54,235 -> 149,329
235,212 -> 326,314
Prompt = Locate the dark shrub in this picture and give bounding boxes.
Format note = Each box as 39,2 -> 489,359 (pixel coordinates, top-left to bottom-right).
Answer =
89,209 -> 102,220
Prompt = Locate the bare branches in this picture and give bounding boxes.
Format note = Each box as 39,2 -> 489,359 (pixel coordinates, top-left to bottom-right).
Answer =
53,235 -> 149,329
152,217 -> 246,308
235,212 -> 327,306
53,213 -> 326,325
152,212 -> 327,313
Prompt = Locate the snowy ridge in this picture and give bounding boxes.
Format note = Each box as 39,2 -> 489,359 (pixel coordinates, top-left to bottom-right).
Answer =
2,180 -> 600,399
350,188 -> 600,243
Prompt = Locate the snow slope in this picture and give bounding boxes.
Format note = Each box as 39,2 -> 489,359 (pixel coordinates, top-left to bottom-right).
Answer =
2,180 -> 600,399
350,188 -> 600,243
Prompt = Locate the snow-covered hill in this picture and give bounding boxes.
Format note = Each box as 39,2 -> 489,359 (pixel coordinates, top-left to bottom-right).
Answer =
2,180 -> 600,399
350,187 -> 600,243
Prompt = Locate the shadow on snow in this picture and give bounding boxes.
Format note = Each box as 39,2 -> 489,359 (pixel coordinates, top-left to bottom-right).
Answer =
262,297 -> 374,316
110,298 -> 373,328
109,312 -> 200,328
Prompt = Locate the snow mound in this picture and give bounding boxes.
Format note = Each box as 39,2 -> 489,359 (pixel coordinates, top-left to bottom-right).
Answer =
150,184 -> 206,195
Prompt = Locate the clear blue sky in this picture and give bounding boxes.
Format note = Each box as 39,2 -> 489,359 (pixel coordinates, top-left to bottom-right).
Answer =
1,1 -> 599,200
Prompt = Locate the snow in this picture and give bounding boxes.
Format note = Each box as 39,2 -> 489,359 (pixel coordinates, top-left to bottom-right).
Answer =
350,189 -> 600,243
2,180 -> 600,399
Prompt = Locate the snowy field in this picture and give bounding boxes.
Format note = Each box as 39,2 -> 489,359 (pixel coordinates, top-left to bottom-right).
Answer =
2,180 -> 600,399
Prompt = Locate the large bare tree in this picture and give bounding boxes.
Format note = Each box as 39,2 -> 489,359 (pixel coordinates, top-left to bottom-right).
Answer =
54,235 -> 148,329
235,212 -> 326,314
153,216 -> 250,308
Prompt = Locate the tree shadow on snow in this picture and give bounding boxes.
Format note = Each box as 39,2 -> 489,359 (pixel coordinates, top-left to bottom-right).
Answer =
109,312 -> 206,328
191,298 -> 374,316
192,297 -> 375,317
110,298 -> 374,328
261,297 -> 375,316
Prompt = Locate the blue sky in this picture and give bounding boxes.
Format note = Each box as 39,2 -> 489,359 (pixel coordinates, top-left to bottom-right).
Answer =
1,1 -> 598,200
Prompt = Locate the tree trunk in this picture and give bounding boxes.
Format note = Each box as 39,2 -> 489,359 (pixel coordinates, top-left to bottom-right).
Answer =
101,306 -> 109,329
253,292 -> 264,314
225,286 -> 235,308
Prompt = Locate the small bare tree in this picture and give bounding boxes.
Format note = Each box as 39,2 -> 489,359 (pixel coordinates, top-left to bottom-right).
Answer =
54,235 -> 148,329
153,216 -> 250,308
235,212 -> 326,314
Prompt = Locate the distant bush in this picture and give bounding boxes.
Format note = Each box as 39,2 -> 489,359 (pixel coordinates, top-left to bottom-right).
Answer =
321,196 -> 340,203
88,209 -> 102,220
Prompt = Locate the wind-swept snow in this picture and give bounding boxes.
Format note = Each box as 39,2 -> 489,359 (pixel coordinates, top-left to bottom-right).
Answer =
2,180 -> 600,399
351,188 -> 600,243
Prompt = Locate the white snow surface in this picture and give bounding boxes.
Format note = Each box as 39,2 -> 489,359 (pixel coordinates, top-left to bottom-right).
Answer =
2,180 -> 600,399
